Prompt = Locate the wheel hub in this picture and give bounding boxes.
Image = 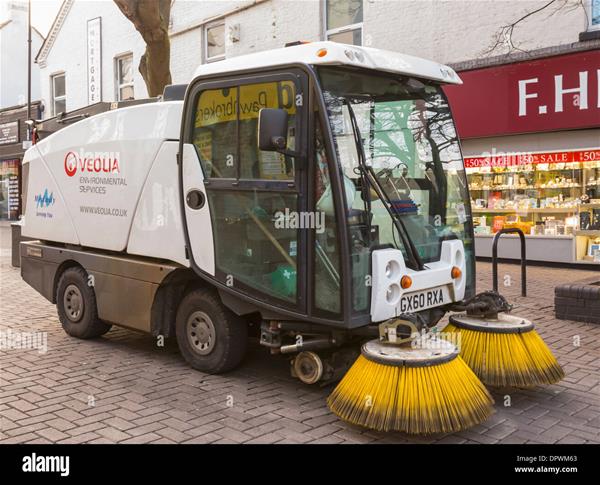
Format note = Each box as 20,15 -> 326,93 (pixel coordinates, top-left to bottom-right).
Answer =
293,351 -> 323,384
63,284 -> 84,322
187,311 -> 216,355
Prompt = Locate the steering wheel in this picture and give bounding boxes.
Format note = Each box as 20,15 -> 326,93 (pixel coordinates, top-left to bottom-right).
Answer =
371,156 -> 409,181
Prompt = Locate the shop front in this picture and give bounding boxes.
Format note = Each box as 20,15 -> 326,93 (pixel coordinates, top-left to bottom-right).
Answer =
0,158 -> 20,220
0,102 -> 42,221
446,48 -> 600,265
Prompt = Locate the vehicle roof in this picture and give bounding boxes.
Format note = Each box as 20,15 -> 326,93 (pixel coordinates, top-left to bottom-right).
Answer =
193,41 -> 461,85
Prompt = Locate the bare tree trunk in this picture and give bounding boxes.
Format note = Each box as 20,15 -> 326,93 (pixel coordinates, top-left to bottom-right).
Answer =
113,0 -> 172,97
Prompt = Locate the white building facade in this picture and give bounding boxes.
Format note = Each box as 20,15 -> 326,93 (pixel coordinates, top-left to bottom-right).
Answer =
36,0 -> 148,117
36,0 -> 598,119
0,1 -> 43,109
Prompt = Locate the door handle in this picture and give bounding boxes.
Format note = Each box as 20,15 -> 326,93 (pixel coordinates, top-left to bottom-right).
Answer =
186,189 -> 205,210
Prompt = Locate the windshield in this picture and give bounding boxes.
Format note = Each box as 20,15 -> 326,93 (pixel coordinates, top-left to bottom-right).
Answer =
318,67 -> 475,309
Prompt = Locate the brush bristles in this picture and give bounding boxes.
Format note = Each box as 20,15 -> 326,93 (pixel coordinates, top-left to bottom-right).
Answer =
327,355 -> 494,434
444,323 -> 565,387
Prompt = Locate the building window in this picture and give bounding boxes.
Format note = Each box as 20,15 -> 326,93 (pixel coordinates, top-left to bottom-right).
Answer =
205,22 -> 225,62
115,54 -> 134,101
51,73 -> 66,115
325,0 -> 363,45
589,0 -> 600,30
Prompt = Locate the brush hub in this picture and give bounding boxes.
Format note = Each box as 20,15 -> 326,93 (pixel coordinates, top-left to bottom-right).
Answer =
449,313 -> 534,334
361,338 -> 459,367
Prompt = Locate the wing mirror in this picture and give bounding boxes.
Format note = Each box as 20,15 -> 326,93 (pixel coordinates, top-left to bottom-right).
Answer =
258,108 -> 288,151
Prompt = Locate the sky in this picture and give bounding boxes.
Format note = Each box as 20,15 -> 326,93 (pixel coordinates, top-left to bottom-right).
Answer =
0,0 -> 67,37
30,0 -> 63,36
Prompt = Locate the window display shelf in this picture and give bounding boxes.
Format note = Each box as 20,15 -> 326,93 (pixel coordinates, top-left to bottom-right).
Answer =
472,207 -> 577,214
475,233 -> 573,239
466,167 -> 584,174
469,186 -> 580,191
466,151 -> 600,264
469,187 -> 535,191
467,153 -> 600,264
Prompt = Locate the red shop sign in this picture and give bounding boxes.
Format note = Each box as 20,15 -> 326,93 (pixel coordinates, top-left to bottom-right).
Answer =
464,148 -> 600,169
444,50 -> 600,138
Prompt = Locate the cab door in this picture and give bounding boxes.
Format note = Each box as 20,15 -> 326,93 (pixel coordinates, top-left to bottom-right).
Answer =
181,69 -> 308,314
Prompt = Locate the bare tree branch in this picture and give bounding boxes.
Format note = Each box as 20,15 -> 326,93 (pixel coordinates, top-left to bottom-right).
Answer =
484,0 -> 584,57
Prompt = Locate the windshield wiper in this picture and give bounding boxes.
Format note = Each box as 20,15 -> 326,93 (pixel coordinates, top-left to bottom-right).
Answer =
343,99 -> 424,271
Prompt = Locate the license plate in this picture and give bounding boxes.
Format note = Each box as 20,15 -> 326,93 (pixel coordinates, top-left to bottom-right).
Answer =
399,287 -> 446,313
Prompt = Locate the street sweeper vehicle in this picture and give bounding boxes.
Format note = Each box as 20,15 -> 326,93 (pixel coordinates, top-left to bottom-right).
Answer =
19,41 -> 564,434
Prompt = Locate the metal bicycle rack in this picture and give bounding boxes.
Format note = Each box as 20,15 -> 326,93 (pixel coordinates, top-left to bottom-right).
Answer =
491,228 -> 527,297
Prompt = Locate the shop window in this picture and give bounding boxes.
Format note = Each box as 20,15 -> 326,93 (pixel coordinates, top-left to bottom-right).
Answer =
0,159 -> 20,221
51,73 -> 66,115
589,0 -> 600,30
326,0 -> 363,45
466,149 -> 600,264
205,23 -> 225,62
115,54 -> 134,101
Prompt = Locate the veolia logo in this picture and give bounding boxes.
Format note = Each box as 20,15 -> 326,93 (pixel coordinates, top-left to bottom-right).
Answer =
64,151 -> 78,177
64,150 -> 120,177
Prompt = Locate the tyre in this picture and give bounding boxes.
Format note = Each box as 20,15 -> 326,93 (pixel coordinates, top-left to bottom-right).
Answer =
56,266 -> 112,339
175,288 -> 248,373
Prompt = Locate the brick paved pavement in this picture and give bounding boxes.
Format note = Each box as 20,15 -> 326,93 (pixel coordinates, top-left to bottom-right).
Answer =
1,224 -> 599,444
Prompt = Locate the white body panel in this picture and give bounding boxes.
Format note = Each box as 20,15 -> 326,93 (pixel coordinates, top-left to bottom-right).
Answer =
127,141 -> 188,266
193,41 -> 461,85
370,240 -> 467,323
181,143 -> 215,276
22,101 -> 184,254
21,146 -> 80,244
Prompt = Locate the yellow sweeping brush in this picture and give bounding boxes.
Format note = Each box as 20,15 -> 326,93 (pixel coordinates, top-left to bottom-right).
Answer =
327,336 -> 494,434
444,313 -> 565,388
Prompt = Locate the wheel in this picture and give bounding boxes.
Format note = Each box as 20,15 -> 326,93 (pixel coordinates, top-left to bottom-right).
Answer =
175,288 -> 248,373
56,266 -> 112,339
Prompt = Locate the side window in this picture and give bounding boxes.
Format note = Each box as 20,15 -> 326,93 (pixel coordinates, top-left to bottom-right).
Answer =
208,190 -> 299,304
239,81 -> 297,180
193,87 -> 238,178
314,119 -> 341,315
193,80 -> 298,180
189,75 -> 304,307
